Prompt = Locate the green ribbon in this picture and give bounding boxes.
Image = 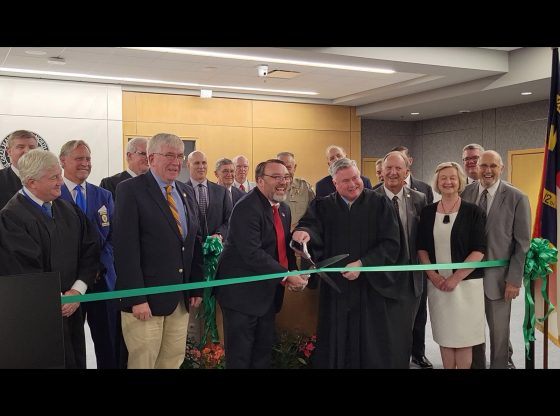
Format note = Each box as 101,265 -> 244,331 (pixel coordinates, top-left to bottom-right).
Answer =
523,237 -> 558,359
198,236 -> 223,348
61,259 -> 509,304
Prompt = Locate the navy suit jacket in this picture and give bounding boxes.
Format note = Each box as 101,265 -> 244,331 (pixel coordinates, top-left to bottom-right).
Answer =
231,185 -> 246,206
409,176 -> 434,204
61,182 -> 116,290
0,166 -> 22,209
188,179 -> 232,240
315,174 -> 372,198
216,188 -> 296,316
99,170 -> 132,200
113,170 -> 204,315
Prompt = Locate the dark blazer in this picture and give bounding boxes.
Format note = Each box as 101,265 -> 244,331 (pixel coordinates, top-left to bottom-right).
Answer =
215,188 -> 297,316
375,185 -> 427,297
231,186 -> 245,206
416,201 -> 487,278
0,167 -> 22,209
60,182 -> 116,290
113,170 -> 204,315
315,174 -> 373,197
99,171 -> 132,200
187,179 -> 232,240
409,176 -> 434,204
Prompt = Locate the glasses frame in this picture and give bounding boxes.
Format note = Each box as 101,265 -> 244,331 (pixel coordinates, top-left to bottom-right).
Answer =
262,174 -> 291,182
153,152 -> 186,162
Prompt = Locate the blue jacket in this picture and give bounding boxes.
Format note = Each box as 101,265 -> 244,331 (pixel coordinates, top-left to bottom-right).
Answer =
60,183 -> 116,290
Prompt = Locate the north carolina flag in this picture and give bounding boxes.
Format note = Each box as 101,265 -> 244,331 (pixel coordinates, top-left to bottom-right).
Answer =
533,47 -> 559,309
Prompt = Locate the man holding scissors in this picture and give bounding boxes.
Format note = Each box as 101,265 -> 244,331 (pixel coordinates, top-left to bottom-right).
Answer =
292,158 -> 402,368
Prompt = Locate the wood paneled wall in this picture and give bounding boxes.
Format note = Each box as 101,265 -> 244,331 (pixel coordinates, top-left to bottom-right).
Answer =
123,92 -> 360,188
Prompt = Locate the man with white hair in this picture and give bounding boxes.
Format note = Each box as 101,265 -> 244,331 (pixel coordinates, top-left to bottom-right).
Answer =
232,154 -> 256,192
0,149 -> 99,368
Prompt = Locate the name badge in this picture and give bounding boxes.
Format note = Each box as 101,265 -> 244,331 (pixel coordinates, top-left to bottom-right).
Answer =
98,205 -> 110,227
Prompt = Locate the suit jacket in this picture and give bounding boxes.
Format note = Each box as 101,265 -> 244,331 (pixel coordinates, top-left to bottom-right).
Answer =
188,179 -> 232,240
409,176 -> 434,204
461,181 -> 531,299
215,188 -> 296,316
113,170 -> 204,315
233,180 -> 256,192
375,186 -> 427,297
315,174 -> 373,198
231,186 -> 246,206
99,171 -> 132,200
0,166 -> 22,209
60,182 -> 116,290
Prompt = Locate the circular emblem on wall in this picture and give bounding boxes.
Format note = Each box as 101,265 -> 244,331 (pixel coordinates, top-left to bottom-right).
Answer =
0,131 -> 49,168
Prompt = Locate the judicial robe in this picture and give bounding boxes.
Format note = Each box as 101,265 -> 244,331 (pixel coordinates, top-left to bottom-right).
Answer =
295,189 -> 402,368
0,193 -> 100,368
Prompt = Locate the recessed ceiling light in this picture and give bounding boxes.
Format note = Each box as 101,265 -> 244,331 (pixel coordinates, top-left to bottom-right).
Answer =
410,112 -> 420,115
459,110 -> 471,113
521,91 -> 533,96
200,89 -> 212,98
47,57 -> 66,65
25,50 -> 47,56
0,67 -> 318,96
123,47 -> 395,74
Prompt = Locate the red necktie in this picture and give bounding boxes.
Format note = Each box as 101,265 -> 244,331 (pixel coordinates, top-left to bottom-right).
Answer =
239,183 -> 246,192
272,205 -> 288,269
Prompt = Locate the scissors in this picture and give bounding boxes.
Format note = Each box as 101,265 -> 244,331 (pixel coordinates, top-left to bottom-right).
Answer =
290,240 -> 347,294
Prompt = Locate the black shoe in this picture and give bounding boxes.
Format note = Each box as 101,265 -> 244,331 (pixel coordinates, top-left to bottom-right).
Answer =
411,355 -> 433,369
506,359 -> 516,369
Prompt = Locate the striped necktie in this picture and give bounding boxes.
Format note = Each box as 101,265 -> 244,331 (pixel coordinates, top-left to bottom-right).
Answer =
479,189 -> 488,214
165,185 -> 183,237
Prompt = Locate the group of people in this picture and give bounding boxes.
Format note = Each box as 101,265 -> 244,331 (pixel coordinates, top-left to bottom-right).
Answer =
0,129 -> 530,370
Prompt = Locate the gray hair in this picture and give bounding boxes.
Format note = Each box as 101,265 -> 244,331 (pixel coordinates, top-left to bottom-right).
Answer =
232,154 -> 249,165
18,149 -> 60,185
7,130 -> 38,148
276,151 -> 295,160
59,140 -> 91,158
383,151 -> 410,169
325,145 -> 345,158
127,137 -> 148,153
147,133 -> 184,155
329,158 -> 358,178
432,161 -> 467,194
462,143 -> 485,153
215,157 -> 234,171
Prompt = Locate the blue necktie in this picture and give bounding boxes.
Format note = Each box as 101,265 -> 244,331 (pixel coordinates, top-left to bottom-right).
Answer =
74,184 -> 86,212
42,202 -> 53,218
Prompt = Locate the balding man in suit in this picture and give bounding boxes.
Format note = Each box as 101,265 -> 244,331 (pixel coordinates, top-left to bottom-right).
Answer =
461,150 -> 530,369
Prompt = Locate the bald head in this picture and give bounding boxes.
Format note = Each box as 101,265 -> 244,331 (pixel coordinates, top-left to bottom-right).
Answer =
187,150 -> 208,181
478,150 -> 504,189
325,145 -> 346,166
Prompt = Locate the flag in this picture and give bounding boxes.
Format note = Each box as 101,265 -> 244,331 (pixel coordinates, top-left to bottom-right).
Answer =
533,47 -> 559,342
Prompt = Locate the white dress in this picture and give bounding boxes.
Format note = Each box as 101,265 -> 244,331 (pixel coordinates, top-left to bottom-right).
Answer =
428,212 -> 485,348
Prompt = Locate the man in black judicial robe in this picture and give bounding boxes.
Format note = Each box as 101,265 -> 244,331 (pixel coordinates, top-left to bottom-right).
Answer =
293,158 -> 401,368
0,149 -> 99,369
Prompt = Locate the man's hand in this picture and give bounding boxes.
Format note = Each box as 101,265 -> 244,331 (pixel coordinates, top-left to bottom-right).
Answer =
504,282 -> 520,301
211,233 -> 223,242
132,302 -> 152,321
342,260 -> 362,280
61,289 -> 81,318
286,274 -> 309,292
190,296 -> 203,308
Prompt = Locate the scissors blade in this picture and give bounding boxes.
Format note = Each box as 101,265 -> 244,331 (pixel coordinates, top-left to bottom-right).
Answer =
316,271 -> 342,294
315,254 -> 349,269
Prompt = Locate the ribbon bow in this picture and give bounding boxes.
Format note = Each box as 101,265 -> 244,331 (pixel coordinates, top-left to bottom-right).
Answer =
198,236 -> 223,348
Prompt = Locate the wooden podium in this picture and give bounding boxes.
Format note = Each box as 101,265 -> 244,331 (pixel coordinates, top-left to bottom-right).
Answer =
0,272 -> 64,368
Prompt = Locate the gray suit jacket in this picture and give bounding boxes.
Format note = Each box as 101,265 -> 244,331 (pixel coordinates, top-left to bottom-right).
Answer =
461,181 -> 531,299
375,185 -> 427,297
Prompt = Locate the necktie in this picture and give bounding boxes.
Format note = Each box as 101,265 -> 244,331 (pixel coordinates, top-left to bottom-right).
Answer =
74,184 -> 86,212
392,195 -> 399,213
239,183 -> 246,192
197,183 -> 208,236
393,195 -> 409,256
479,189 -> 488,214
42,202 -> 53,218
165,185 -> 183,237
272,205 -> 288,269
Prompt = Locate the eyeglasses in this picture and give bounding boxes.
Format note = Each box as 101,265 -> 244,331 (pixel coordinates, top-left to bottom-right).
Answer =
153,152 -> 186,162
134,151 -> 147,157
462,156 -> 480,162
263,174 -> 291,182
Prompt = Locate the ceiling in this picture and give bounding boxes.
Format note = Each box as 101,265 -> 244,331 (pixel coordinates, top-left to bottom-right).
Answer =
0,47 -> 553,121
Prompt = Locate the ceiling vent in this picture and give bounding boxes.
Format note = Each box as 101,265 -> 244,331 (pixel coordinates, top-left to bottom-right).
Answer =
267,70 -> 301,79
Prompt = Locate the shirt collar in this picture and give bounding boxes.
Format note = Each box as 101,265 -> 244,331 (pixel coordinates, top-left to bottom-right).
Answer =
11,165 -> 20,177
383,186 -> 404,201
190,178 -> 208,187
126,168 -> 138,178
63,177 -> 85,193
21,186 -> 46,205
478,179 -> 500,197
404,174 -> 411,187
151,168 -> 176,190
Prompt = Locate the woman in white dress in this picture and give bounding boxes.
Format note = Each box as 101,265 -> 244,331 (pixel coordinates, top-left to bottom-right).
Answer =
416,162 -> 486,369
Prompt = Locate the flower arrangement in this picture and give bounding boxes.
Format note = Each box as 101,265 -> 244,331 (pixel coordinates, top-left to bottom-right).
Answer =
271,330 -> 317,369
182,338 -> 225,369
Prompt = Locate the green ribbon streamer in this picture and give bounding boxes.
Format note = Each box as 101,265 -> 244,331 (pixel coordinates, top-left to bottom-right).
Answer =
198,236 -> 223,348
61,259 -> 509,304
523,237 -> 558,359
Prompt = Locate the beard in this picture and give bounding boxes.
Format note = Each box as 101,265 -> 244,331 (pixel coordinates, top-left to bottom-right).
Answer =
272,192 -> 287,202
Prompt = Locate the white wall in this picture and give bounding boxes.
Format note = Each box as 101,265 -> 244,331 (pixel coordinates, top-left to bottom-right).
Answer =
0,77 -> 123,186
